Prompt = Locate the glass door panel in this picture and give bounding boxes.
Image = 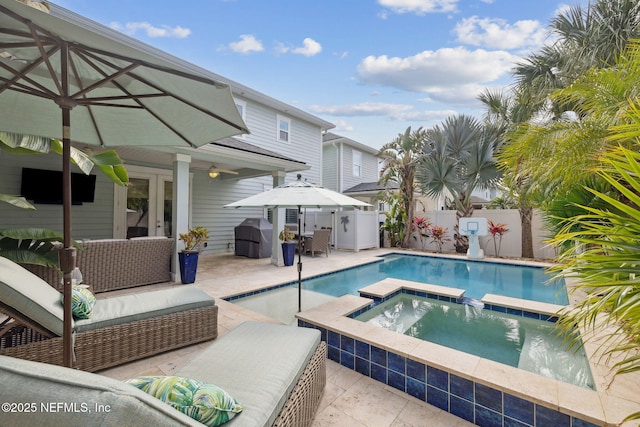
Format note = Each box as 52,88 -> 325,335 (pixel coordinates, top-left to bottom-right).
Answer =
126,178 -> 150,238
160,179 -> 173,237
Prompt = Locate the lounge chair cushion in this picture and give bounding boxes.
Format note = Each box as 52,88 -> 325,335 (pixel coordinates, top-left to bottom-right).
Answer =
74,286 -> 214,333
176,321 -> 321,427
0,256 -> 67,335
62,285 -> 96,319
126,376 -> 243,426
0,355 -> 203,426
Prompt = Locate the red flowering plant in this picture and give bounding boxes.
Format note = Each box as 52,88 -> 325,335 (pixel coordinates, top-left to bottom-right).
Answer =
411,216 -> 432,250
429,225 -> 451,253
488,221 -> 509,257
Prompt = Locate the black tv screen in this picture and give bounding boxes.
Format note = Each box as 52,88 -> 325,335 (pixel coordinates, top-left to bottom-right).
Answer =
20,168 -> 96,205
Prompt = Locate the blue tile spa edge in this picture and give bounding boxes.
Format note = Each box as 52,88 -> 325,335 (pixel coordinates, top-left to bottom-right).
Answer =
297,320 -> 600,427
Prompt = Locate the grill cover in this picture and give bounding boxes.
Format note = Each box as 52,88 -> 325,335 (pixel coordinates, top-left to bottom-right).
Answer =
234,218 -> 272,258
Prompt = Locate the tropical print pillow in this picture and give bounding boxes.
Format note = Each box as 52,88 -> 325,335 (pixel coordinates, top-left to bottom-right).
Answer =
60,285 -> 96,319
125,376 -> 243,426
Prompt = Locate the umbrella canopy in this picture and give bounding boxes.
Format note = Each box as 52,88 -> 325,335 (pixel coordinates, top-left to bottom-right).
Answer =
225,174 -> 370,312
0,1 -> 248,367
0,2 -> 248,146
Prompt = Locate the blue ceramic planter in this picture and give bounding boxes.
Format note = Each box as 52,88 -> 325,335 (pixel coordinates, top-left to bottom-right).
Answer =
179,251 -> 199,284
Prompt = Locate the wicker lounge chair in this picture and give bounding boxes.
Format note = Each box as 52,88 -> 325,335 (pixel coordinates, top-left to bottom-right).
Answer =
0,257 -> 218,372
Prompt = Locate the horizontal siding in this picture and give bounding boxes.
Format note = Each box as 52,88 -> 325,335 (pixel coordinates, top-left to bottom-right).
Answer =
341,147 -> 377,190
322,145 -> 338,191
239,97 -> 322,184
191,171 -> 271,254
0,152 -> 114,240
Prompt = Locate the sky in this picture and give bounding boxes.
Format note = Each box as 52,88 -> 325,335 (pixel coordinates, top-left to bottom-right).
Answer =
54,0 -> 587,151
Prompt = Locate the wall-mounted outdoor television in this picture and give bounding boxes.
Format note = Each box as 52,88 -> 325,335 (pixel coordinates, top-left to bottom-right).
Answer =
20,168 -> 96,205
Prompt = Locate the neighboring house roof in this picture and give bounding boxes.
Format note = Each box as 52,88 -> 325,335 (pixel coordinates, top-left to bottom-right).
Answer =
322,132 -> 379,156
343,181 -> 399,194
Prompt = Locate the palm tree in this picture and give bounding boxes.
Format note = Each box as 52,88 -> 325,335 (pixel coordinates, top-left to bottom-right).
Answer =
479,89 -> 539,258
416,115 -> 501,253
513,0 -> 640,118
378,127 -> 426,248
500,39 -> 640,206
550,144 -> 640,422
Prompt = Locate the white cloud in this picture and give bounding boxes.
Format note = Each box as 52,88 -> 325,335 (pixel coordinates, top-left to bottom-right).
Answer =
333,119 -> 354,132
109,22 -> 190,38
309,102 -> 413,117
308,102 -> 456,122
277,38 -> 323,57
292,38 -> 322,57
454,16 -> 548,50
378,0 -> 459,15
228,34 -> 264,54
356,47 -> 518,104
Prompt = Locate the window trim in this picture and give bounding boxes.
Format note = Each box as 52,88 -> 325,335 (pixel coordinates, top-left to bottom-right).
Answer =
352,149 -> 362,177
277,114 -> 291,143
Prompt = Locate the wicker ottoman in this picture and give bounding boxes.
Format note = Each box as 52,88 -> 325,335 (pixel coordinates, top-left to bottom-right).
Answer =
176,321 -> 326,427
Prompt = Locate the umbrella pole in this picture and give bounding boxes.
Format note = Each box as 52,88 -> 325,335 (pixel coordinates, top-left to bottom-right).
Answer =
61,113 -> 75,368
60,43 -> 75,368
297,206 -> 302,313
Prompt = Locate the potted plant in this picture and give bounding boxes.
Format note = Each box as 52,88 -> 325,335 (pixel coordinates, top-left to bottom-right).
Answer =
279,227 -> 296,266
178,226 -> 209,284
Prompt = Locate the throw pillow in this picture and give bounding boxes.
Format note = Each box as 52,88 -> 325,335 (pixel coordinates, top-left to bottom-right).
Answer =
59,285 -> 96,319
125,376 -> 243,426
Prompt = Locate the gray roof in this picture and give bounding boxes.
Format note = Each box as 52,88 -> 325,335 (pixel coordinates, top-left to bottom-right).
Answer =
343,181 -> 399,194
211,138 -> 304,164
322,132 -> 379,155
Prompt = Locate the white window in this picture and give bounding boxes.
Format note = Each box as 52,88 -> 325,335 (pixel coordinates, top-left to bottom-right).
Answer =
352,149 -> 362,177
277,115 -> 291,142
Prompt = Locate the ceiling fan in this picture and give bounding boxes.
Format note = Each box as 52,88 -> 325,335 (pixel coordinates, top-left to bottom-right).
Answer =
208,164 -> 239,179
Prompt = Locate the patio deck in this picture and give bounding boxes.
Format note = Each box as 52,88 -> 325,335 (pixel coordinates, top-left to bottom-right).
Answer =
100,248 -> 474,426
98,248 -> 640,426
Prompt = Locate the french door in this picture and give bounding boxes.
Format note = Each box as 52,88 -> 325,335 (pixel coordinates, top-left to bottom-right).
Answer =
113,166 -> 174,238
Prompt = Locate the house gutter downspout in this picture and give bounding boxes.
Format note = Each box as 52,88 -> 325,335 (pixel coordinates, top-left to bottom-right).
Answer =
332,141 -> 341,192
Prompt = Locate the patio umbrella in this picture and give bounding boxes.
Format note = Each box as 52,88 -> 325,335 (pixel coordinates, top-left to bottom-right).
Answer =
0,1 -> 248,367
225,174 -> 370,312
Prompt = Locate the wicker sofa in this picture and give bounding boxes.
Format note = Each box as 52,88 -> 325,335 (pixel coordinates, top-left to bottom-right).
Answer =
0,322 -> 326,427
0,257 -> 217,372
24,237 -> 174,293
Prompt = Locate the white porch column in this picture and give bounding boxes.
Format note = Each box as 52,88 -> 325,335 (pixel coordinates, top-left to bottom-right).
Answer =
172,153 -> 191,282
271,171 -> 286,266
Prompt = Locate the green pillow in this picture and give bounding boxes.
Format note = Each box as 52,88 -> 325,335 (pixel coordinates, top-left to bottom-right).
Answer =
59,285 -> 96,319
125,376 -> 243,426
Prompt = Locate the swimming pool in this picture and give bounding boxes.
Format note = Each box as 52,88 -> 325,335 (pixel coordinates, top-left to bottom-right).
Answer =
355,293 -> 594,389
302,254 -> 567,305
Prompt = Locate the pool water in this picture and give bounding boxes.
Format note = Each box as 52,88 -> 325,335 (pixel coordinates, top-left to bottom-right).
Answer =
304,254 -> 567,305
356,293 -> 594,389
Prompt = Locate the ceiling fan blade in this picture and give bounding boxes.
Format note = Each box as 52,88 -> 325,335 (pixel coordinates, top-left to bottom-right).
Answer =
216,168 -> 239,175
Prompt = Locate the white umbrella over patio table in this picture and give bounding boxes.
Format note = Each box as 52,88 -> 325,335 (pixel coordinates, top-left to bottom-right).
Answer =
0,1 -> 248,367
225,174 -> 371,312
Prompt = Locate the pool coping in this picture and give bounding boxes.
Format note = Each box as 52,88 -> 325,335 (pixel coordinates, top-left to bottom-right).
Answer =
296,277 -> 640,427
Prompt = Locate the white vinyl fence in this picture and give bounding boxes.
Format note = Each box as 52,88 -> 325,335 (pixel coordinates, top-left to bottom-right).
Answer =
302,210 -> 380,252
406,209 -> 557,260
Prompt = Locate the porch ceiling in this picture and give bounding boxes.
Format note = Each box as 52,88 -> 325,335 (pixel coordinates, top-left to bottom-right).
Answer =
76,137 -> 309,180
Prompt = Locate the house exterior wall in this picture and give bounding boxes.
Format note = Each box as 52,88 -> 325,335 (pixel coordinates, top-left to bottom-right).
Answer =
322,139 -> 379,193
0,96 -> 326,255
185,97 -> 325,254
0,151 -> 115,240
322,143 -> 338,191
